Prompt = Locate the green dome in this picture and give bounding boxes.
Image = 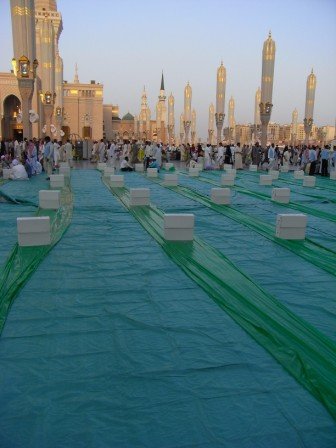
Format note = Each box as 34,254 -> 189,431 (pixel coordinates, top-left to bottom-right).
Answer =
122,112 -> 134,121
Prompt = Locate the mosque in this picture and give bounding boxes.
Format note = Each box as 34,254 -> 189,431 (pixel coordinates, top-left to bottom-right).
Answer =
0,0 -> 169,145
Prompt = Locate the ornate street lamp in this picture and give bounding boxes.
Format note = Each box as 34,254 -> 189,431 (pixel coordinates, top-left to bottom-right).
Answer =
183,82 -> 192,145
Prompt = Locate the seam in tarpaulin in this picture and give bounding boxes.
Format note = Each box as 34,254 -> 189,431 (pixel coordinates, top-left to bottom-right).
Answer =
0,181 -> 73,335
102,175 -> 336,420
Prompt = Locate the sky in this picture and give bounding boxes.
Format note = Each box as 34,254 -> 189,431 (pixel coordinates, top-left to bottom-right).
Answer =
1,0 -> 336,139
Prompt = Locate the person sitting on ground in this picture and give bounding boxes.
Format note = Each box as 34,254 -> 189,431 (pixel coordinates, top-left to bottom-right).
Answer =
120,156 -> 133,172
10,159 -> 28,180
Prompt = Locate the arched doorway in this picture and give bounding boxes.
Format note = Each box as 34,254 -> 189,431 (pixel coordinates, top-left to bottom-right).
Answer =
2,95 -> 22,140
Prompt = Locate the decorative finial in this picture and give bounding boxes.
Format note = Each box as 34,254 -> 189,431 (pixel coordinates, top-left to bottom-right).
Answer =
221,60 -> 223,65
311,68 -> 314,74
269,30 -> 271,38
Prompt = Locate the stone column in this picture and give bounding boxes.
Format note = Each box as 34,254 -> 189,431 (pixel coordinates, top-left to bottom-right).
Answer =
259,32 -> 276,152
168,93 -> 175,145
18,78 -> 34,140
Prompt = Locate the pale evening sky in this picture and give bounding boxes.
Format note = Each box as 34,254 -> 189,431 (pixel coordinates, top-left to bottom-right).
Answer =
1,0 -> 335,139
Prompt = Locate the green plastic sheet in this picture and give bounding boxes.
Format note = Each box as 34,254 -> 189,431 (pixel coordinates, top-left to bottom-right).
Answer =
103,177 -> 336,420
0,182 -> 73,335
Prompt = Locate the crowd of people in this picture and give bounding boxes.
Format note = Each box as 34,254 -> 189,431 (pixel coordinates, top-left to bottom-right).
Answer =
0,137 -> 74,180
90,139 -> 336,176
1,137 -> 335,179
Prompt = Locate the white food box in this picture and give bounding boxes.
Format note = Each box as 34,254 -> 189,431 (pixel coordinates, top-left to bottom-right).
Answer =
50,174 -> 65,189
276,214 -> 307,240
164,214 -> 194,241
110,175 -> 124,187
271,188 -> 290,204
164,174 -> 178,186
303,177 -> 316,187
260,174 -> 273,185
59,166 -> 71,177
17,216 -> 51,246
147,168 -> 158,178
189,168 -> 200,177
330,171 -> 336,180
129,188 -> 150,206
135,163 -> 144,172
249,165 -> 258,171
269,170 -> 279,180
3,168 -> 11,179
211,188 -> 231,205
294,170 -> 304,179
39,190 -> 61,209
97,163 -> 106,171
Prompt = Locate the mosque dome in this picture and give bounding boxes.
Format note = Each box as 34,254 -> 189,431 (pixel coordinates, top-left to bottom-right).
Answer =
122,112 -> 134,121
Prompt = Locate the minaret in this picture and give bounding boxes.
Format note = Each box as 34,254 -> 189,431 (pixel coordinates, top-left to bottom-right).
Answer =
74,63 -> 79,83
260,31 -> 276,150
208,103 -> 215,144
304,69 -> 316,145
10,0 -> 37,139
291,108 -> 298,146
216,61 -> 226,145
168,93 -> 175,145
183,82 -> 192,144
228,96 -> 236,143
156,72 -> 167,142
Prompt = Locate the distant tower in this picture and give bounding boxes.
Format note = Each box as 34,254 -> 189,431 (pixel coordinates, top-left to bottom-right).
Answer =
216,61 -> 226,144
304,69 -> 316,145
228,96 -> 236,143
74,63 -> 79,83
183,82 -> 192,144
260,31 -> 276,150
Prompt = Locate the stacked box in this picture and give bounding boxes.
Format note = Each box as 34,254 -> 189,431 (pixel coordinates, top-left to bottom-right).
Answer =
164,214 -> 194,241
97,163 -> 106,171
303,176 -> 316,187
330,171 -> 336,180
211,188 -> 231,205
260,175 -> 273,185
189,168 -> 200,177
50,174 -> 65,189
3,168 -> 11,179
110,175 -> 124,187
276,214 -> 307,240
135,163 -> 144,172
224,164 -> 232,170
249,165 -> 258,171
269,170 -> 279,180
272,188 -> 290,204
147,168 -> 158,178
280,166 -> 289,173
294,170 -> 304,179
59,162 -> 69,168
39,190 -> 61,209
59,165 -> 71,177
17,216 -> 51,246
103,167 -> 115,178
129,188 -> 150,206
164,163 -> 174,170
197,157 -> 204,168
194,163 -> 203,171
164,174 -> 178,186
220,173 -> 235,186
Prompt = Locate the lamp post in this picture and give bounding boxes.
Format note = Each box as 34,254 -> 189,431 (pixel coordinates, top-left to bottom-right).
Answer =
304,69 -> 316,146
183,82 -> 192,145
215,62 -> 226,145
291,108 -> 298,146
43,91 -> 56,136
259,32 -> 276,153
